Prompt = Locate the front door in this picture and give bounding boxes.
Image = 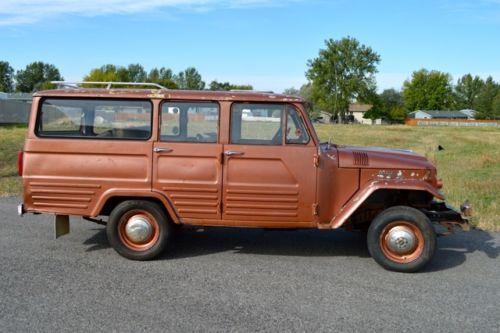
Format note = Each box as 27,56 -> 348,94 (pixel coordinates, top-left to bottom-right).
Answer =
153,101 -> 222,220
222,103 -> 317,225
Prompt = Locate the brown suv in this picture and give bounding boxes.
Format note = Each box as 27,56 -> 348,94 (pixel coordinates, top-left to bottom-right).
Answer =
17,82 -> 470,272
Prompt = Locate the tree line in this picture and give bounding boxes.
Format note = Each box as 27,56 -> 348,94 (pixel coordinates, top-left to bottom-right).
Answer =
0,61 -> 252,93
285,37 -> 499,121
1,37 -> 499,120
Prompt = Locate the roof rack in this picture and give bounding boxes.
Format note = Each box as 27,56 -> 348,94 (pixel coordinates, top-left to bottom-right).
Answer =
230,89 -> 274,94
50,81 -> 167,90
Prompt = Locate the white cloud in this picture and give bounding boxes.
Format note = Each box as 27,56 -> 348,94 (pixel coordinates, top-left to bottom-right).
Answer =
0,0 -> 297,26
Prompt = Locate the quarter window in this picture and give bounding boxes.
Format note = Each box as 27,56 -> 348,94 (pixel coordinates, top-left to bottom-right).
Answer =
37,99 -> 152,139
286,106 -> 310,144
160,102 -> 219,143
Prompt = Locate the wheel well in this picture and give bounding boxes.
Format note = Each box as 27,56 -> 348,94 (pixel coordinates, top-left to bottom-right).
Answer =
99,197 -> 171,220
346,189 -> 433,229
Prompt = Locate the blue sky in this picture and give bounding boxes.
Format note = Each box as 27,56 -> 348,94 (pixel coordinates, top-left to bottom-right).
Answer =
1,0 -> 499,92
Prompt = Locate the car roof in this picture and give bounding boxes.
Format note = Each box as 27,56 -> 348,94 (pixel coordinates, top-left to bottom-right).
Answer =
34,89 -> 303,103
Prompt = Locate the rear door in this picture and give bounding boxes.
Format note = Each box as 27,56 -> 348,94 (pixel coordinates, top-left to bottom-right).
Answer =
152,101 -> 223,220
222,103 -> 317,225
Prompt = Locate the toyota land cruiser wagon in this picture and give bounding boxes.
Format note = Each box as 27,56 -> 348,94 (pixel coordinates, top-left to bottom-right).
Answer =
17,82 -> 470,272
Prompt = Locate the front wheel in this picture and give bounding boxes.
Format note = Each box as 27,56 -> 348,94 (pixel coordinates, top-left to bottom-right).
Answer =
107,200 -> 171,260
367,206 -> 436,272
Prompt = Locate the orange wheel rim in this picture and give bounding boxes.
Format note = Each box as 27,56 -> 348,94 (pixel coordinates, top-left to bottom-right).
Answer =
379,221 -> 424,263
117,210 -> 160,251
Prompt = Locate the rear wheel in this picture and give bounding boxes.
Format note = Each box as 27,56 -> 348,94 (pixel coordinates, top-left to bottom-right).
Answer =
367,206 -> 436,272
107,200 -> 171,260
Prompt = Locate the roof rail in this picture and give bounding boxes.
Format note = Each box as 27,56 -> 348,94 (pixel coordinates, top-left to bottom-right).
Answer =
230,89 -> 275,94
50,81 -> 167,90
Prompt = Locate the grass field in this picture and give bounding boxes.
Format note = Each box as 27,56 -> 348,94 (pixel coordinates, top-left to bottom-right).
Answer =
0,125 -> 25,197
1,124 -> 498,230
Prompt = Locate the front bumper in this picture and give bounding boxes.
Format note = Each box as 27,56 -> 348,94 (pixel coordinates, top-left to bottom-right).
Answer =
423,201 -> 472,236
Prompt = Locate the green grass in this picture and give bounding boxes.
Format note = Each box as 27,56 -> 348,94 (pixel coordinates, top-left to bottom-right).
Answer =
1,124 -> 498,230
0,125 -> 26,196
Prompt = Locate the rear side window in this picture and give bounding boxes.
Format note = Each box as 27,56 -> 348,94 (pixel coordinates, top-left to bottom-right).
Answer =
160,101 -> 219,143
37,98 -> 152,140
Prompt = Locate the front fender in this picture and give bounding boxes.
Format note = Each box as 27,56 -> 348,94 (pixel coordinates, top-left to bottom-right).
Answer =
327,180 -> 444,229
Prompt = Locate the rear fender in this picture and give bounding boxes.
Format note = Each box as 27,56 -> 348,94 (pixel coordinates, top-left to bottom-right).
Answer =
92,189 -> 180,224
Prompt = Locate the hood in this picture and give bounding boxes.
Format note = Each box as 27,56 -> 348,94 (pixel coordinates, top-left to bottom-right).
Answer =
336,145 -> 434,170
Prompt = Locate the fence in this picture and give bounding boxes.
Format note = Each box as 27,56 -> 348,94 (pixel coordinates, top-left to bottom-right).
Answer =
0,100 -> 31,124
405,118 -> 500,127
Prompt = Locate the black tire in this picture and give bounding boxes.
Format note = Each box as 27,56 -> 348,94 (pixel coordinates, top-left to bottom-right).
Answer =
106,200 -> 171,260
367,206 -> 436,272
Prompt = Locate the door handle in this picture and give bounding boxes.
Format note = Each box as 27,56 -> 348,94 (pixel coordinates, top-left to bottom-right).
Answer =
153,147 -> 173,153
224,150 -> 245,157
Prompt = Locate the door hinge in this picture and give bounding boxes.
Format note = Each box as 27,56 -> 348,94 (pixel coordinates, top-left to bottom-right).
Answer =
314,154 -> 320,167
312,203 -> 319,216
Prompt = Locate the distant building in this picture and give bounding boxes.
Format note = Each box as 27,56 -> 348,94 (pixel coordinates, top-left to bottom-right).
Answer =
316,103 -> 380,125
408,110 -> 476,120
348,103 -> 376,124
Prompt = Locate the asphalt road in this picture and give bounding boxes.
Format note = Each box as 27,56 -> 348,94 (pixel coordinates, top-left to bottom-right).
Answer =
1,197 -> 499,332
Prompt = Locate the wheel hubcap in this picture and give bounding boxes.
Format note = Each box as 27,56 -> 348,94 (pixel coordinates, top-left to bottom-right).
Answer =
385,226 -> 417,255
125,215 -> 153,244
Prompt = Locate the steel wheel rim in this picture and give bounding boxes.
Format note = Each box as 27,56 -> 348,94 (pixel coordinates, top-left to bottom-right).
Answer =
379,221 -> 424,263
118,210 -> 160,251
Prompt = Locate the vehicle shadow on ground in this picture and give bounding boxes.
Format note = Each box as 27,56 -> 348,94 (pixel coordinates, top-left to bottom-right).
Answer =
82,226 -> 499,272
424,228 -> 499,272
164,228 -> 371,259
83,227 -> 109,252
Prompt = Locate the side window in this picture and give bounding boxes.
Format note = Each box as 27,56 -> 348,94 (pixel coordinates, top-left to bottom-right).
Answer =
37,98 -> 152,139
286,106 -> 310,144
230,103 -> 283,145
160,101 -> 219,143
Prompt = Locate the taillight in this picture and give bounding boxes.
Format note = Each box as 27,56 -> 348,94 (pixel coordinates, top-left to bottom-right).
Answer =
18,151 -> 24,176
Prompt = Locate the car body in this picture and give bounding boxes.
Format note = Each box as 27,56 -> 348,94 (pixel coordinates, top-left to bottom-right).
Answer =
18,83 -> 470,272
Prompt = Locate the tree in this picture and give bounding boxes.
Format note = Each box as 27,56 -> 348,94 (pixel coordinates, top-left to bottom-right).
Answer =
380,88 -> 404,111
389,106 -> 407,123
0,61 -> 15,92
363,89 -> 405,122
283,84 -> 319,117
402,69 -> 454,111
209,80 -> 253,91
174,67 -> 205,90
474,77 -> 500,119
84,64 -> 123,82
362,92 -> 385,121
126,64 -> 147,82
306,37 -> 380,121
454,74 -> 484,109
492,92 -> 500,119
148,67 -> 177,89
491,91 -> 500,119
16,61 -> 62,92
282,87 -> 300,96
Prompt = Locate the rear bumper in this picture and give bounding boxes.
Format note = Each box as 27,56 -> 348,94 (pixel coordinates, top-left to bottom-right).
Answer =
423,201 -> 472,235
